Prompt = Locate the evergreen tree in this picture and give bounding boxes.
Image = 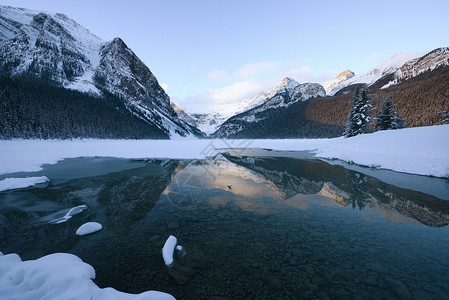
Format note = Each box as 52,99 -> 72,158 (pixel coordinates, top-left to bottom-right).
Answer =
441,95 -> 449,124
375,96 -> 405,131
344,88 -> 374,137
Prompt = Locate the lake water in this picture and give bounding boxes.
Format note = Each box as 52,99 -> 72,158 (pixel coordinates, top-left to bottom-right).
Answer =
1,152 -> 448,299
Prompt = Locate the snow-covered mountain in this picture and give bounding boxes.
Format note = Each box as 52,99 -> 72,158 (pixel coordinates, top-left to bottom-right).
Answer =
0,5 -> 202,138
169,102 -> 231,135
213,77 -> 325,138
381,47 -> 449,89
320,69 -> 355,95
189,112 -> 232,135
327,52 -> 426,96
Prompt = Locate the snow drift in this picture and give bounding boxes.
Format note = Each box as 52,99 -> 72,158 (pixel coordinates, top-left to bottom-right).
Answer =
0,252 -> 175,300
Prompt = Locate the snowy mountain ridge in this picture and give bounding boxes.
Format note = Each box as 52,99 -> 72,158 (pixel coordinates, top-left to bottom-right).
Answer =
381,47 -> 449,89
320,69 -> 355,95
327,52 -> 426,96
0,5 -> 202,138
213,77 -> 325,138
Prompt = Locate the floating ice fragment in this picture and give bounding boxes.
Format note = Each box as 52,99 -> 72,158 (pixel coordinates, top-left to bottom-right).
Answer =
176,245 -> 183,251
76,222 -> 102,236
0,176 -> 49,192
162,235 -> 177,267
49,205 -> 88,224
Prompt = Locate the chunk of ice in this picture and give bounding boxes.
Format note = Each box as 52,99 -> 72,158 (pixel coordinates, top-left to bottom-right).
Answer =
0,176 -> 49,192
162,235 -> 177,267
76,222 -> 102,236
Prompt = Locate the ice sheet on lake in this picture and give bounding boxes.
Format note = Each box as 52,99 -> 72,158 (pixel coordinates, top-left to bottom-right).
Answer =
0,252 -> 175,300
76,222 -> 102,236
0,176 -> 49,192
0,124 -> 448,178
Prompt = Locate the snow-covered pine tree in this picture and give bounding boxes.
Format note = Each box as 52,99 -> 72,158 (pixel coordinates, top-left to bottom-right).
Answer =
375,96 -> 405,131
344,88 -> 374,138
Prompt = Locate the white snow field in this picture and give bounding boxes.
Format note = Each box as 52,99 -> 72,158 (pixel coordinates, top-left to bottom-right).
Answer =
76,222 -> 103,236
0,124 -> 448,178
0,252 -> 175,300
0,176 -> 49,192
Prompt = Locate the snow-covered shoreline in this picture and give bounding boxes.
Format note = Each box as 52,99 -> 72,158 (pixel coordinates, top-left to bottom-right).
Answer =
0,125 -> 448,178
0,252 -> 175,300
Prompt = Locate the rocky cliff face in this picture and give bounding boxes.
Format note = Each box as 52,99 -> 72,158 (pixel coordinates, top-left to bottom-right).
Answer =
0,5 -> 202,138
381,47 -> 449,89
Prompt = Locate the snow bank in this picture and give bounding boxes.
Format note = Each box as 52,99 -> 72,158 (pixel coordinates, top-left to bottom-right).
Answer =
248,125 -> 449,178
0,252 -> 175,300
0,125 -> 448,178
162,235 -> 177,267
0,176 -> 49,192
314,126 -> 449,178
76,222 -> 103,236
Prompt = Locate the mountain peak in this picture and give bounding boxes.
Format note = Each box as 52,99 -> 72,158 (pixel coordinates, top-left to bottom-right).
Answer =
268,77 -> 299,98
337,69 -> 355,78
326,52 -> 425,96
0,4 -> 203,138
320,69 -> 355,95
281,76 -> 298,84
279,77 -> 299,89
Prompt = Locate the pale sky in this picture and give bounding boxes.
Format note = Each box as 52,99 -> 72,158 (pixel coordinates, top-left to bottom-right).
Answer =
2,0 -> 448,113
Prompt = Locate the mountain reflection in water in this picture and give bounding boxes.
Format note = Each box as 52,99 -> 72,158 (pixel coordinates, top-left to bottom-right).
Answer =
0,154 -> 448,299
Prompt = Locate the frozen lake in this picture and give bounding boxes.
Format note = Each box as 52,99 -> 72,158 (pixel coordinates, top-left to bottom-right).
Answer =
1,152 -> 448,299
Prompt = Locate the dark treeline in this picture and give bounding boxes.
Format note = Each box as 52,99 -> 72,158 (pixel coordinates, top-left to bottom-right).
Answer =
305,65 -> 449,129
217,100 -> 345,139
0,76 -> 169,139
215,65 -> 448,139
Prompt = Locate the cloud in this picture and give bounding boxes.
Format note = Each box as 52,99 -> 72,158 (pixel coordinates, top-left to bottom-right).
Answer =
366,53 -> 382,63
175,61 -> 339,115
319,70 -> 339,82
234,62 -> 281,79
209,80 -> 272,106
206,69 -> 228,80
178,79 -> 277,115
284,66 -> 314,82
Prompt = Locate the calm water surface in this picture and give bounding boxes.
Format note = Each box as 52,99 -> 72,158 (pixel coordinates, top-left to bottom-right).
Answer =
1,153 -> 448,299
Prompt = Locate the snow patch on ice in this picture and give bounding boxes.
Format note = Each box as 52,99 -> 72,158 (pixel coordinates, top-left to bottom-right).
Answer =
48,205 -> 88,224
162,235 -> 177,267
0,176 -> 49,192
76,222 -> 102,236
0,252 -> 175,300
